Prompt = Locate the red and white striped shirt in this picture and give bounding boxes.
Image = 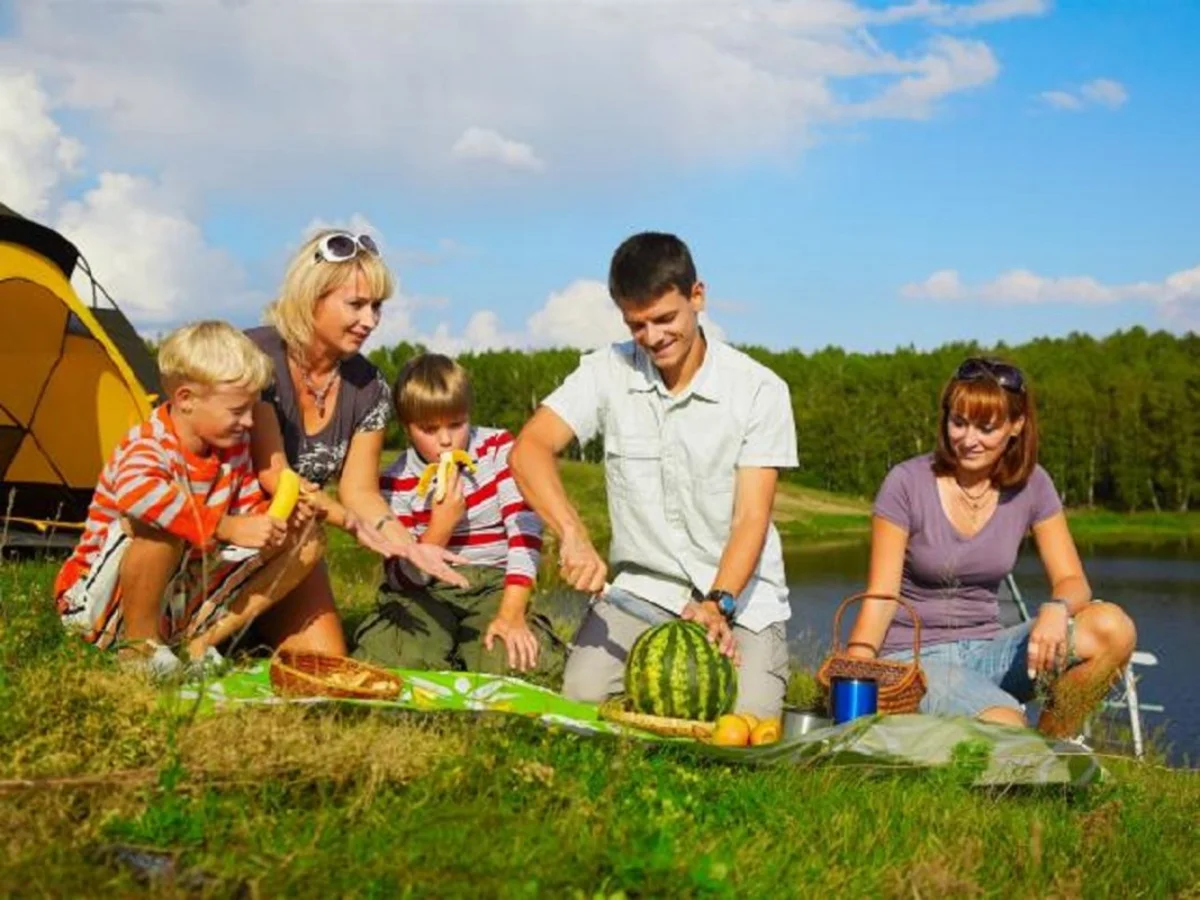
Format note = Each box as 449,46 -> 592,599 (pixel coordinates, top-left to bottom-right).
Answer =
54,404 -> 266,607
379,426 -> 542,589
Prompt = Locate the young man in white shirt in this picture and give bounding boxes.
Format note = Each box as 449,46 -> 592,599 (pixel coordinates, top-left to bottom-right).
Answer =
510,232 -> 798,719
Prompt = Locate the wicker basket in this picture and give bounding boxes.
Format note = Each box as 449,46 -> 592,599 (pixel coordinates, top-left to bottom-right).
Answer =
816,593 -> 927,715
269,651 -> 403,701
598,696 -> 717,740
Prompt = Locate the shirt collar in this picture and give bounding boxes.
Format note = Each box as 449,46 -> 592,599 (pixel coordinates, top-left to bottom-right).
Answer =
628,329 -> 722,404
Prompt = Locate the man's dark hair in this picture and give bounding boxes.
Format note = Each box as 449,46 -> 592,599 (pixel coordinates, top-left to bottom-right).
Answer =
608,232 -> 697,306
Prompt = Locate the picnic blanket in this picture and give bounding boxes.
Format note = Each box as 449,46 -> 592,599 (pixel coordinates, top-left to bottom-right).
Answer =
173,663 -> 1102,788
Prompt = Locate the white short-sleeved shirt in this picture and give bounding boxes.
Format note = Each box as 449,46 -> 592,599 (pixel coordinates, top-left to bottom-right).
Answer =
543,335 -> 798,632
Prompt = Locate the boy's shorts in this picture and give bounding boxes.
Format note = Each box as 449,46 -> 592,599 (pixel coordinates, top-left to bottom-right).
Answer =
883,618 -> 1081,718
59,524 -> 265,650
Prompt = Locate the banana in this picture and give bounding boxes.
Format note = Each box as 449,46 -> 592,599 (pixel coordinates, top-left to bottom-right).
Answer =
416,449 -> 476,500
267,468 -> 301,521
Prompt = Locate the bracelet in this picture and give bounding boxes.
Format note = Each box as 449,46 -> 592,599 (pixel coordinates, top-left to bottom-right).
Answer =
374,515 -> 392,532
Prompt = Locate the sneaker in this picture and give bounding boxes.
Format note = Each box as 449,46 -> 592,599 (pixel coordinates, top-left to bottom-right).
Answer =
1056,734 -> 1094,755
118,640 -> 184,684
183,645 -> 230,683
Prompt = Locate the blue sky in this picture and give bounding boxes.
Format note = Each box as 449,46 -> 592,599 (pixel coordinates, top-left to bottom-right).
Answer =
1,0 -> 1197,353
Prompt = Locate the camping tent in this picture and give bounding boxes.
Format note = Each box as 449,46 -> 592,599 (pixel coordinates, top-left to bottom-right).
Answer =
0,203 -> 159,545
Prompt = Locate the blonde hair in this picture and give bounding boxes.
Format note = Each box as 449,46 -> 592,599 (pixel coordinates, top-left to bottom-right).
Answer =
264,228 -> 395,351
393,354 -> 473,425
158,320 -> 274,394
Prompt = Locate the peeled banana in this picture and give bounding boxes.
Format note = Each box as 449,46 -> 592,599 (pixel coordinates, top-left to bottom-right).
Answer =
267,468 -> 301,521
415,449 -> 476,501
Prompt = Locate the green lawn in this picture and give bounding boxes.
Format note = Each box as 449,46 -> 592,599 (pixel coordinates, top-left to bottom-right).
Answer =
2,466 -> 1198,896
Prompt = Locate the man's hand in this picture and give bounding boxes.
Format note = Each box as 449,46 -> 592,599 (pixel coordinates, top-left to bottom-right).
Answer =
557,529 -> 607,594
681,600 -> 739,662
1027,602 -> 1070,679
484,613 -> 540,672
221,514 -> 287,549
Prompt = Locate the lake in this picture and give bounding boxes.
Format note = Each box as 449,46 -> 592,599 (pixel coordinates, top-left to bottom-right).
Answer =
782,540 -> 1199,767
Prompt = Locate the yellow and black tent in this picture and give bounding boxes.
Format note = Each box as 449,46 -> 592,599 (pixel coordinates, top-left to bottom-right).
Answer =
1,203 -> 159,546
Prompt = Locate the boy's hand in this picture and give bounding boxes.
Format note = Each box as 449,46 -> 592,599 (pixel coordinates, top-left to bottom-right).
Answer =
484,613 -> 540,672
429,464 -> 467,530
558,529 -> 607,594
290,481 -> 323,528
223,514 -> 287,549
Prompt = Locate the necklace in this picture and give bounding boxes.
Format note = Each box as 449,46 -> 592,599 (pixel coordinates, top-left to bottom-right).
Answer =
293,356 -> 340,418
954,477 -> 995,520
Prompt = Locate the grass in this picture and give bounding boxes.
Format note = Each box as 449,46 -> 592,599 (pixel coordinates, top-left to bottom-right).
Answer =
2,469 -> 1199,897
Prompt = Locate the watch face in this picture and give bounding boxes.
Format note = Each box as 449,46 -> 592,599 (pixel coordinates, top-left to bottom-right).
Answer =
717,596 -> 737,617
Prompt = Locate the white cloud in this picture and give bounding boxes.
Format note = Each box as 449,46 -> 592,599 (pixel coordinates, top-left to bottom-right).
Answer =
1040,77 -> 1128,112
366,276 -> 729,355
1080,78 -> 1129,109
452,127 -> 544,173
56,172 -> 255,325
526,279 -> 630,348
1039,90 -> 1082,111
0,72 -> 252,328
0,72 -> 83,216
902,264 -> 1200,328
869,0 -> 1048,26
0,1 -> 1033,189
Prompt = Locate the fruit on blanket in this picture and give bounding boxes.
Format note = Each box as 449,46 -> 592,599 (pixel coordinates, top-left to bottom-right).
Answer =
416,450 -> 477,500
749,718 -> 782,746
624,620 -> 737,722
267,468 -> 301,521
738,712 -> 761,730
711,714 -> 752,746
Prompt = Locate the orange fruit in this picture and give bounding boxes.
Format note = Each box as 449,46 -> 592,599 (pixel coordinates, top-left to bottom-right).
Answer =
750,718 -> 782,746
711,714 -> 752,747
737,712 -> 760,730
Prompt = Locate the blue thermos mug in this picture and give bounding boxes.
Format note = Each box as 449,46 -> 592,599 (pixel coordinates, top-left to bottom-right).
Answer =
831,676 -> 878,724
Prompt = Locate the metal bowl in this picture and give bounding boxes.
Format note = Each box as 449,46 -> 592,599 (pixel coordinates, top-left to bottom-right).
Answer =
782,709 -> 833,739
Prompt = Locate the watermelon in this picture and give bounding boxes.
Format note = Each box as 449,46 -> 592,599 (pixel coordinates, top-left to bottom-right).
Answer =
625,620 -> 737,722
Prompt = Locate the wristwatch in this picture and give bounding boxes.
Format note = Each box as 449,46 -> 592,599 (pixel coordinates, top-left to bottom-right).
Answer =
706,589 -> 738,623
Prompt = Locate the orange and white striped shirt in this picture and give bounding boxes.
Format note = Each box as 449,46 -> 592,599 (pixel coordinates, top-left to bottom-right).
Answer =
54,404 -> 266,607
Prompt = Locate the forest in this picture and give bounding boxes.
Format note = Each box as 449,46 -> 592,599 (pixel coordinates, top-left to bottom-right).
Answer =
367,327 -> 1198,512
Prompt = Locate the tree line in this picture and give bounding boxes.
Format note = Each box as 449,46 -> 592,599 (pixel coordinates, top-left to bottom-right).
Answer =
365,328 -> 1196,511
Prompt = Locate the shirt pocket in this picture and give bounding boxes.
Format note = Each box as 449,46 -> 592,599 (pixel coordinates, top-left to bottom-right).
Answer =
690,472 -> 735,547
605,434 -> 663,498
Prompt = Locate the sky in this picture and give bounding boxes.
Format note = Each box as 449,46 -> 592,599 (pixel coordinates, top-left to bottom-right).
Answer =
1,0 -> 1197,355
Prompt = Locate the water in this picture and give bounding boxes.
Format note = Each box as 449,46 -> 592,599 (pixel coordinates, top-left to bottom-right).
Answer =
784,541 -> 1199,767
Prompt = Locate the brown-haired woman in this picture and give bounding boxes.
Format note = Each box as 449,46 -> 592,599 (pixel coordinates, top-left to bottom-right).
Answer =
844,357 -> 1136,737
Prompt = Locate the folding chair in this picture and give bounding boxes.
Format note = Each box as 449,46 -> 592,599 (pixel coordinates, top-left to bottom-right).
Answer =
1002,574 -> 1162,759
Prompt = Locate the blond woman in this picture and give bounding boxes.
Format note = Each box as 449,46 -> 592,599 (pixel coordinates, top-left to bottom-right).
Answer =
248,231 -> 465,657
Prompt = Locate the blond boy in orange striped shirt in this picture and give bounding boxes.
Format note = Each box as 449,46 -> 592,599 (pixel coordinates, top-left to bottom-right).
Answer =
56,321 -> 324,680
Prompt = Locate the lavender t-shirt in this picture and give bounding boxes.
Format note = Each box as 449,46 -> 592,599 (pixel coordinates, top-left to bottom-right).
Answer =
874,454 -> 1062,654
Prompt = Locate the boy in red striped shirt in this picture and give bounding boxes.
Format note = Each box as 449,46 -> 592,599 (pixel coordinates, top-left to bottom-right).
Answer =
352,354 -> 563,680
56,321 -> 324,680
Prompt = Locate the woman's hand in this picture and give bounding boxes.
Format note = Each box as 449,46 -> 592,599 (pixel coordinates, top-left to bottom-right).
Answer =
484,613 -> 540,672
1027,602 -> 1070,679
398,542 -> 470,589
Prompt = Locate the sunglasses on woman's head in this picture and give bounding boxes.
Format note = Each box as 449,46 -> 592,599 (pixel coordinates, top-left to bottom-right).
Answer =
954,357 -> 1026,394
314,232 -> 380,264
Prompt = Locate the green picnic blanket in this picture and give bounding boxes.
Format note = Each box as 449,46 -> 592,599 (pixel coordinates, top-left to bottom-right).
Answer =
173,663 -> 1102,788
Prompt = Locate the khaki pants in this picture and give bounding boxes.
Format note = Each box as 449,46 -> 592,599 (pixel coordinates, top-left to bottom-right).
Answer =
561,593 -> 790,719
351,566 -> 565,685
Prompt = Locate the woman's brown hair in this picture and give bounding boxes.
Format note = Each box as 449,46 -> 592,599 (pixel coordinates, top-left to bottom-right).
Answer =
932,359 -> 1039,490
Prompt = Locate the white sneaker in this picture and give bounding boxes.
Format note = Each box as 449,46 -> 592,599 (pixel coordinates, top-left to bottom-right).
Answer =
119,640 -> 184,684
184,645 -> 230,682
